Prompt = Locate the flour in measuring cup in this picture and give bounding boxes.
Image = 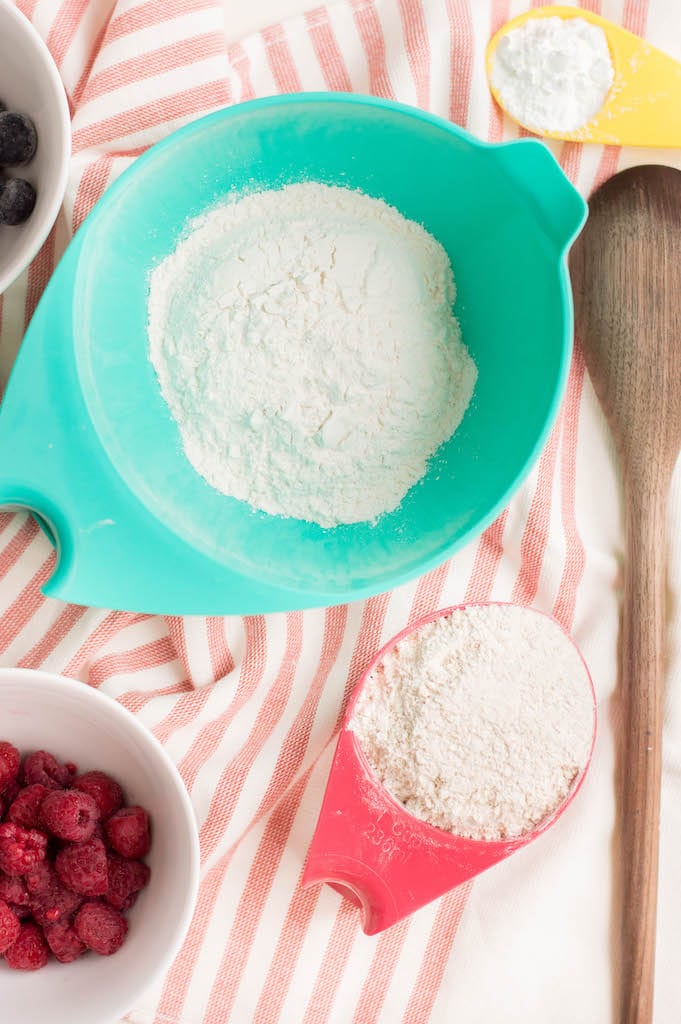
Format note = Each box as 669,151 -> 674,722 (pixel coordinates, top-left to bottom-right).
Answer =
147,183 -> 476,528
490,16 -> 614,134
350,604 -> 594,841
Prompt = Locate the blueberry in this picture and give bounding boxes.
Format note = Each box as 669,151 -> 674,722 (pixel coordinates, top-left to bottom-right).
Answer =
0,111 -> 37,166
0,177 -> 36,225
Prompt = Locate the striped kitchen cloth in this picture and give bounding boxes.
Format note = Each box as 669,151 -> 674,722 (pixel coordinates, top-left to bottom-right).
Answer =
1,1 -> 681,1021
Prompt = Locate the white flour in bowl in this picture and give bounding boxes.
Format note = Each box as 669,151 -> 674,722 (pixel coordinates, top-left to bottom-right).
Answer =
148,183 -> 476,528
490,16 -> 614,134
350,604 -> 594,841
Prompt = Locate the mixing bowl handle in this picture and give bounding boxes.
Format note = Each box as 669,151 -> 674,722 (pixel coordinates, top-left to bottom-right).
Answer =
493,139 -> 587,251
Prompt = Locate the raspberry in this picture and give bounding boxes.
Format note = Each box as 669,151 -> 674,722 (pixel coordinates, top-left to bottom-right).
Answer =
0,822 -> 47,876
74,901 -> 127,956
105,855 -> 150,911
105,806 -> 151,859
72,771 -> 124,820
1,780 -> 19,806
0,899 -> 21,954
41,789 -> 98,843
55,837 -> 108,896
44,920 -> 85,963
0,742 -> 20,791
0,871 -> 29,906
8,903 -> 31,920
6,784 -> 49,829
26,863 -> 81,927
22,751 -> 72,790
4,921 -> 49,970
24,860 -> 52,897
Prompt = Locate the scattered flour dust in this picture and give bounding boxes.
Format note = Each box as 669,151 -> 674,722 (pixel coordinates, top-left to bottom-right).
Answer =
350,604 -> 594,841
490,16 -> 614,134
148,182 -> 476,528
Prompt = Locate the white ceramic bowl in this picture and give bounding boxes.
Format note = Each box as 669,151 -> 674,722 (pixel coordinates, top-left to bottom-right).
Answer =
0,668 -> 200,1024
0,0 -> 71,294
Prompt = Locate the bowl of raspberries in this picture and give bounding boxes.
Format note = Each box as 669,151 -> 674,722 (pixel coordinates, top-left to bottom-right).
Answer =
0,668 -> 199,1024
0,0 -> 70,294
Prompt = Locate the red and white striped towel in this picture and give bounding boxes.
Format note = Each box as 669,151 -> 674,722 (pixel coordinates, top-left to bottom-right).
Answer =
1,1 -> 681,1020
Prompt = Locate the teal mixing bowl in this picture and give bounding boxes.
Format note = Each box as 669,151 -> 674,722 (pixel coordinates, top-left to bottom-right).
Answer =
0,93 -> 586,614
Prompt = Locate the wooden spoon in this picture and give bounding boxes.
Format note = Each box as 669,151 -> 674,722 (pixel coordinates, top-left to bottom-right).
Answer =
570,165 -> 681,1023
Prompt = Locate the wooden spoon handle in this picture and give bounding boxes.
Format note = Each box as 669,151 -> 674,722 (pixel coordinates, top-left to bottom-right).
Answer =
620,485 -> 666,1024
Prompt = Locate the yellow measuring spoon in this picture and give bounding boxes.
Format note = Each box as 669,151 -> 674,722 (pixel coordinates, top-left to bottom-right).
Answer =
486,5 -> 681,147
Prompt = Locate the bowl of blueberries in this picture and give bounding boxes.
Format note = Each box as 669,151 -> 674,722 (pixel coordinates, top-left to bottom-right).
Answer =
0,0 -> 70,294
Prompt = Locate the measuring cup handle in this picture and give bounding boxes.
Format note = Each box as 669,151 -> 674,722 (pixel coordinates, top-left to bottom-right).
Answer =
493,139 -> 587,252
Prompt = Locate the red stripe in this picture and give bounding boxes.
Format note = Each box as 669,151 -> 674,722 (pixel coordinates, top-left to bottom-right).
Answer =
243,595 -> 391,1022
510,422 -> 561,605
16,604 -> 89,669
300,908 -> 359,1024
15,0 -> 38,20
351,921 -> 411,1022
464,511 -> 509,600
0,512 -> 16,536
79,32 -> 227,107
71,156 -> 112,232
591,146 -> 620,194
46,0 -> 91,69
262,24 -> 303,93
72,79 -> 230,153
174,616 -> 267,792
88,636 -> 179,689
197,612 -> 305,861
165,616 -> 190,678
203,606 -> 348,1022
71,9 -> 117,110
408,560 -> 450,625
117,679 -> 192,715
252,856 -> 322,1023
398,0 -> 430,109
401,881 -> 474,1023
228,41 -> 256,101
0,517 -> 40,581
446,0 -> 474,127
351,0 -> 395,99
305,7 -> 353,92
23,226 -> 57,327
106,0 -> 217,45
155,613 -> 304,1021
151,684 -> 212,746
623,0 -> 648,36
488,0 -> 510,140
206,616 -> 234,682
0,557 -> 52,655
552,347 -> 588,628
62,611 -> 147,678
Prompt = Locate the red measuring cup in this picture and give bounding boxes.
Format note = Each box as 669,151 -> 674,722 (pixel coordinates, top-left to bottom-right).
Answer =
302,603 -> 597,935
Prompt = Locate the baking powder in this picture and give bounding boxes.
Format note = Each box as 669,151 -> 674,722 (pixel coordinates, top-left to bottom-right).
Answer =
350,604 -> 594,841
490,16 -> 614,134
148,183 -> 476,528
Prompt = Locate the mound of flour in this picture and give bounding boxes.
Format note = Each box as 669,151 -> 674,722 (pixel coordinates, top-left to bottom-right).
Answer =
148,183 -> 476,528
490,16 -> 614,134
351,604 -> 594,840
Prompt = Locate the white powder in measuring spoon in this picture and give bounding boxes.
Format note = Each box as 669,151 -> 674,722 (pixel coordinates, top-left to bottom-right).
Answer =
490,16 -> 614,134
148,183 -> 476,528
350,604 -> 594,841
